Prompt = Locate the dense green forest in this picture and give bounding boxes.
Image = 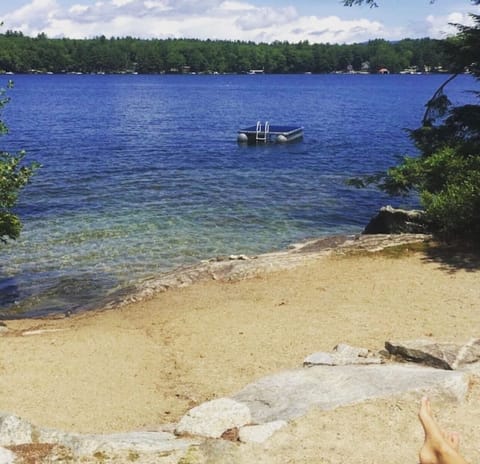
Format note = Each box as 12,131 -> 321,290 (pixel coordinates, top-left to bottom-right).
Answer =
0,31 -> 452,75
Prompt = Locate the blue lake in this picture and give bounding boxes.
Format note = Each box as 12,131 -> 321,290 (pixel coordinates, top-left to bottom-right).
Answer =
0,73 -> 475,317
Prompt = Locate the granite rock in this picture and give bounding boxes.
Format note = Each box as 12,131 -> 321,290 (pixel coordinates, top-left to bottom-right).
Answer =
0,414 -> 34,446
233,364 -> 468,424
0,414 -> 200,463
109,233 -> 430,309
363,205 -> 428,234
175,398 -> 252,439
0,446 -> 15,464
385,339 -> 480,370
0,337 -> 476,463
41,430 -> 197,457
238,420 -> 287,444
304,343 -> 383,366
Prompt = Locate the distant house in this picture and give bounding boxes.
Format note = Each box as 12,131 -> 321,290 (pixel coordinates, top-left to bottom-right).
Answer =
378,68 -> 390,74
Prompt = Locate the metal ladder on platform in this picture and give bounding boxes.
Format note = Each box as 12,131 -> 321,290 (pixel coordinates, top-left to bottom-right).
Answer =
256,120 -> 269,143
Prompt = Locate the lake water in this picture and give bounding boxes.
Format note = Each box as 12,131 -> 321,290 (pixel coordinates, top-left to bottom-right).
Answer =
0,73 -> 475,318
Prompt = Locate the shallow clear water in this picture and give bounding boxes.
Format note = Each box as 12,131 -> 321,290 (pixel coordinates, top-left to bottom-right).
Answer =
0,73 -> 475,317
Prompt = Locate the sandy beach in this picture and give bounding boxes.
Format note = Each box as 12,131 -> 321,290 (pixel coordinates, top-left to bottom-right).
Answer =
1,239 -> 479,463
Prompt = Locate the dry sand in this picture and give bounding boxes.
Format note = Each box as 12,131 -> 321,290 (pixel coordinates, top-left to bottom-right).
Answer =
0,243 -> 479,463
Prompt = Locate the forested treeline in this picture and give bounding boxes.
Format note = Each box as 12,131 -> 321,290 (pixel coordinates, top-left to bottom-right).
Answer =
0,31 -> 450,74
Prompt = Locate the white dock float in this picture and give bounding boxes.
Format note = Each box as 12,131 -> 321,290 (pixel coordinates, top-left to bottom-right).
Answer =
237,121 -> 304,144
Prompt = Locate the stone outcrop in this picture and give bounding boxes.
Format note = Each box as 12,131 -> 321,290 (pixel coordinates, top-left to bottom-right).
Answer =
0,340 -> 478,463
105,233 -> 430,309
363,205 -> 428,234
385,339 -> 480,371
0,413 -> 200,463
232,364 -> 468,424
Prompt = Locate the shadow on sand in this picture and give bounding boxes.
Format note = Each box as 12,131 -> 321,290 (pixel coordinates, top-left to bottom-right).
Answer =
421,241 -> 480,273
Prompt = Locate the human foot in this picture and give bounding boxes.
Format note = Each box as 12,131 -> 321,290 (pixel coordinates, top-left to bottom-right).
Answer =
418,397 -> 467,464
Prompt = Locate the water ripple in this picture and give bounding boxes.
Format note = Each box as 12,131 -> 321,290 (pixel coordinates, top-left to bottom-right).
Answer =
0,73 -> 475,317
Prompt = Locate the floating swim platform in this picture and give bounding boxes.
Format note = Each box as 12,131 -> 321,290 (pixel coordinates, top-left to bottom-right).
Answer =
237,121 -> 304,144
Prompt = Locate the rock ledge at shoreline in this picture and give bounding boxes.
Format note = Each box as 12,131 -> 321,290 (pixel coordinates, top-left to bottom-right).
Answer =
107,233 -> 430,310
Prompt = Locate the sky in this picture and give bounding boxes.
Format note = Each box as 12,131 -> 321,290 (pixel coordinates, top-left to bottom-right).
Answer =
0,0 -> 479,43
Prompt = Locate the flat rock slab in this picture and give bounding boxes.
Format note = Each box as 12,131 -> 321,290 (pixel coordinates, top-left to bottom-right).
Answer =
0,413 -> 200,463
110,233 -> 429,308
232,364 -> 468,423
304,343 -> 383,366
386,339 -> 480,370
53,431 -> 197,457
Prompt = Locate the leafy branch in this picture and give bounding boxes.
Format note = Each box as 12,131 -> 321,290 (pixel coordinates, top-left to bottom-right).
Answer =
0,81 -> 39,243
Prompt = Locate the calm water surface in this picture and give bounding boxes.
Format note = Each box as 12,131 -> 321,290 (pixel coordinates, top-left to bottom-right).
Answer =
0,73 -> 475,317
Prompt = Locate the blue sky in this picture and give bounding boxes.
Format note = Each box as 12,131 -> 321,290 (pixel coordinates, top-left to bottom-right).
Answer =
0,0 -> 479,43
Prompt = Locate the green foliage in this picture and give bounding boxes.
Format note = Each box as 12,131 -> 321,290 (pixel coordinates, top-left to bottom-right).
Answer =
0,33 -> 449,75
367,144 -> 480,244
415,148 -> 480,239
0,82 -> 38,243
346,1 -> 480,243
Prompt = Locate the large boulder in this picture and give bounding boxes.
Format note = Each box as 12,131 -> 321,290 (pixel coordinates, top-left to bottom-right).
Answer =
363,206 -> 428,234
385,339 -> 480,370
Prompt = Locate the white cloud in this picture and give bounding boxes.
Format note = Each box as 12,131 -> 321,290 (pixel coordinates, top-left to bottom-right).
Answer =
2,0 -> 478,42
6,0 -> 61,31
423,11 -> 476,39
284,15 -> 385,44
220,1 -> 255,12
234,6 -> 298,31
